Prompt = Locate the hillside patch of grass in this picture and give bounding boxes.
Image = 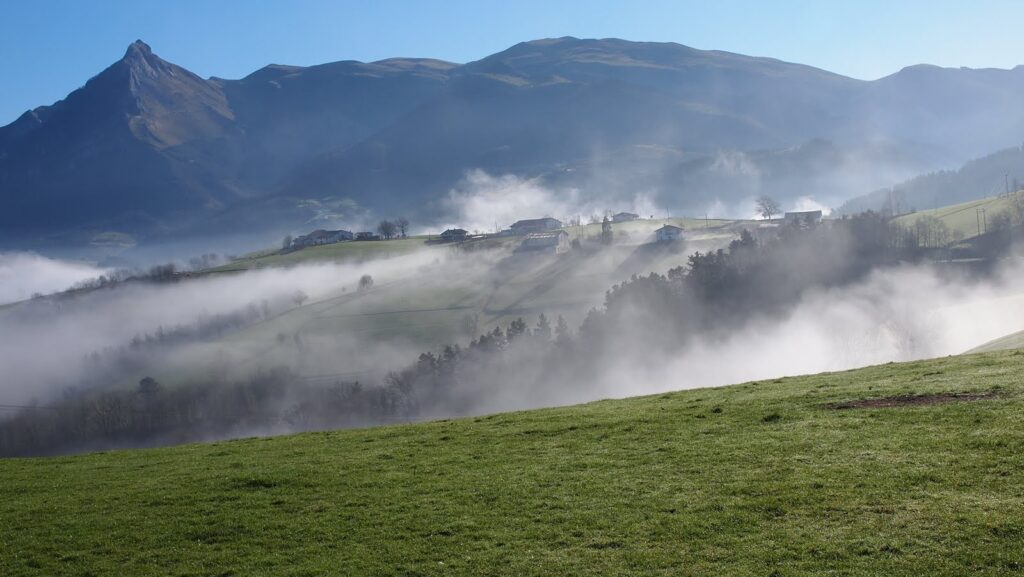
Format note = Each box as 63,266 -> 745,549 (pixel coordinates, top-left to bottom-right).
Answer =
893,193 -> 1023,241
968,329 -> 1024,354
207,237 -> 433,272
3,351 -> 1024,575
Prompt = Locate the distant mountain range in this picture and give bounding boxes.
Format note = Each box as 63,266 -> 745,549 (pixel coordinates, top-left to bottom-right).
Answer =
4,37 -> 1024,251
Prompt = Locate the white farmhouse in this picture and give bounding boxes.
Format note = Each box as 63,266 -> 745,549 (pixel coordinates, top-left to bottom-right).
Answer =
655,224 -> 684,242
611,212 -> 639,223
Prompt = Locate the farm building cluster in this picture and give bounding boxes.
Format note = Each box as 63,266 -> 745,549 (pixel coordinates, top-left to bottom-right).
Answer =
436,217 -> 569,253
286,228 -> 380,250
284,210 -> 688,255
434,213 -> 683,254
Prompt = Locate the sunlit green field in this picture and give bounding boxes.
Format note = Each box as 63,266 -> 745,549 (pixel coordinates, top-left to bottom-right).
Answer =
2,350 -> 1023,576
893,193 -> 1023,241
207,237 -> 435,272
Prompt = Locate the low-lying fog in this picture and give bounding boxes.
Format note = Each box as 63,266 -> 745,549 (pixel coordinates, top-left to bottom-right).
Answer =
1,238 -> 1023,414
0,252 -> 109,305
584,262 -> 1024,404
0,249 -> 446,404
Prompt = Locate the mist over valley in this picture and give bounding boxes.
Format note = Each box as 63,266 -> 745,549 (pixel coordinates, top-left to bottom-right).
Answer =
4,9 -> 1024,574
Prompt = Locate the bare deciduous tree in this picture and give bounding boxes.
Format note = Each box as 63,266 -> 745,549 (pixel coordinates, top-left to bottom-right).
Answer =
756,196 -> 781,221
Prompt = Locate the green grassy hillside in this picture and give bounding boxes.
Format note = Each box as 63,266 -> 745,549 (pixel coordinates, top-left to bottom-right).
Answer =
207,236 -> 436,272
0,219 -> 745,395
3,350 -> 1023,576
968,329 -> 1024,354
892,193 -> 1023,241
137,220 -> 743,386
206,218 -> 739,273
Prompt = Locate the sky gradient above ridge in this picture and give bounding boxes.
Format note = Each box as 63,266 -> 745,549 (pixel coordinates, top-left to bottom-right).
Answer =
3,0 -> 1024,124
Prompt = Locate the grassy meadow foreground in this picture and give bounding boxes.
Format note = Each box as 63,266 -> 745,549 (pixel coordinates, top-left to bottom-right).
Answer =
2,350 -> 1024,575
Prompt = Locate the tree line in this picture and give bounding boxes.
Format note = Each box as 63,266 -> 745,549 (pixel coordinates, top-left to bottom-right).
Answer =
0,369 -> 414,457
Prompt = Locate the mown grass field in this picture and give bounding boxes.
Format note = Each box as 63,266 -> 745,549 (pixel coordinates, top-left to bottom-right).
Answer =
3,350 -> 1024,576
893,193 -> 1024,241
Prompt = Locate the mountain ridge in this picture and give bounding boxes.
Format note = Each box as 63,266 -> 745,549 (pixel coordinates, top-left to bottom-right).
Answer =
3,37 -> 1024,253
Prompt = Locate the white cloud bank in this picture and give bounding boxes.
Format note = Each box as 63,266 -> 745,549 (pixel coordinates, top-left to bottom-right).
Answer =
439,170 -> 667,233
0,253 -> 108,305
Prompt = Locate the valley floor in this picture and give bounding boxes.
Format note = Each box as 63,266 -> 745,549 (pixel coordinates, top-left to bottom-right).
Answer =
2,350 -> 1024,575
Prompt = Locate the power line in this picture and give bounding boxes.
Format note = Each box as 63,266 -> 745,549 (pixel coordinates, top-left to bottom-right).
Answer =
0,403 -> 59,411
297,370 -> 370,381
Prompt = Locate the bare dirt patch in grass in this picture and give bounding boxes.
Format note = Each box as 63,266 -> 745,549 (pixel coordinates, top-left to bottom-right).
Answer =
827,391 -> 998,410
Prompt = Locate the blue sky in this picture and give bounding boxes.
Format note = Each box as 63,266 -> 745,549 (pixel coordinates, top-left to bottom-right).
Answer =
2,0 -> 1024,124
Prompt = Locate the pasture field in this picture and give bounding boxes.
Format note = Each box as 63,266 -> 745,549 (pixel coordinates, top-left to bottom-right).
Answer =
892,193 -> 1024,241
205,218 -> 740,273
207,237 -> 435,272
2,350 -> 1024,576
